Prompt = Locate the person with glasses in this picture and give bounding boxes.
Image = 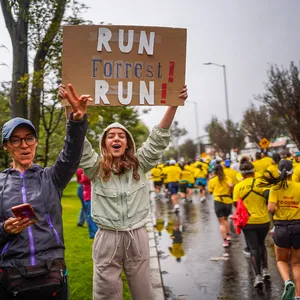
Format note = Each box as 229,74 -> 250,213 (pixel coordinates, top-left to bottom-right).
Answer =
0,84 -> 89,300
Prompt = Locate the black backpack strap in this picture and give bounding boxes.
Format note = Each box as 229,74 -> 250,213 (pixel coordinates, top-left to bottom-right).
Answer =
242,178 -> 256,201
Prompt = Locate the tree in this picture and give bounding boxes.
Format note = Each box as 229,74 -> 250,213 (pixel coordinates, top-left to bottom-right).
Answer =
179,139 -> 197,161
0,0 -> 29,118
0,82 -> 12,170
258,62 -> 300,149
205,117 -> 245,156
0,0 -> 88,135
170,121 -> 187,160
242,103 -> 285,144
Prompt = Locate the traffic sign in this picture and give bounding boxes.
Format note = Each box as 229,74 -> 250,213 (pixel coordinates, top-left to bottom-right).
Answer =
259,138 -> 270,149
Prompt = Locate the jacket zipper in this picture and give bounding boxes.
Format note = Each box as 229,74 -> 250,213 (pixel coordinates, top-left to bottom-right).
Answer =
20,172 -> 36,266
46,214 -> 61,244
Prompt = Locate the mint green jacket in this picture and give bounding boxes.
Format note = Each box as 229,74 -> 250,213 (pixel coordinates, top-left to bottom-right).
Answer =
80,123 -> 170,230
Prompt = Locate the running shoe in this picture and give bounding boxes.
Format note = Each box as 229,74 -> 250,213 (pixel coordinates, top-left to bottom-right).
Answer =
181,198 -> 186,202
173,204 -> 180,213
222,240 -> 229,248
262,268 -> 271,280
253,275 -> 264,288
187,197 -> 193,202
281,280 -> 295,300
200,196 -> 206,202
243,247 -> 251,258
226,235 -> 231,242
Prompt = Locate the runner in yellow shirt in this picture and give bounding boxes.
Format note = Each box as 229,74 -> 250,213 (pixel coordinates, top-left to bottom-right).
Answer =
162,161 -> 171,198
151,164 -> 163,200
179,162 -> 195,202
262,160 -> 300,300
208,165 -> 233,248
265,153 -> 281,179
166,160 -> 182,212
223,159 -> 238,186
233,161 -> 270,288
253,151 -> 273,176
195,162 -> 208,202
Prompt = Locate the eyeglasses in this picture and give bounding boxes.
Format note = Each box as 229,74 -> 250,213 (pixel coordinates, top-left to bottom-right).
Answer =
8,136 -> 37,148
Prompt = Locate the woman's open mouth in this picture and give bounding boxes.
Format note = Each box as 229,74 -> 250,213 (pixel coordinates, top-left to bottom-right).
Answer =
112,145 -> 121,149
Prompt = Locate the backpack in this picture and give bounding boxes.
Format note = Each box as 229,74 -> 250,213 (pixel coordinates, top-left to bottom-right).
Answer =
232,179 -> 264,234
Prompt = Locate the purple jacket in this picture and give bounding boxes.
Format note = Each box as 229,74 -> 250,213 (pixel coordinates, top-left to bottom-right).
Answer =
0,115 -> 87,267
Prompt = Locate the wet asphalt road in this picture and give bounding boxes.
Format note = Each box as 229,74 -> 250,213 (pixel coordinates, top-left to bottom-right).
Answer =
150,190 -> 284,300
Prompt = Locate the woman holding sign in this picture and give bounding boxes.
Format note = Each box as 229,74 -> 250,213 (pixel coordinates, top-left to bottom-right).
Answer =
59,84 -> 188,299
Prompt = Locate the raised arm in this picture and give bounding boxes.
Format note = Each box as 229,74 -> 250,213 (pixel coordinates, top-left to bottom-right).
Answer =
48,84 -> 92,190
58,84 -> 100,180
159,85 -> 188,129
137,85 -> 188,173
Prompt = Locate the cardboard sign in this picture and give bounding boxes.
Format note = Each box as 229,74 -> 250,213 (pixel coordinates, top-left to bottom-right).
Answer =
62,25 -> 186,106
259,138 -> 270,149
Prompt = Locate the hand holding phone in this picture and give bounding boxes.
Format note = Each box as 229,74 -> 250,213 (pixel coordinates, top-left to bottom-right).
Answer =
11,203 -> 38,223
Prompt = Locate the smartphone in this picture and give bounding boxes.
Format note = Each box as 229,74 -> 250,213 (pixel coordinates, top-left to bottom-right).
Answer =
11,203 -> 38,223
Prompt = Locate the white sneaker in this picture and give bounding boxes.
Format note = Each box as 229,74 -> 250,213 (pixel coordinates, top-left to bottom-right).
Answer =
200,196 -> 206,202
253,274 -> 263,288
173,204 -> 180,213
262,268 -> 270,280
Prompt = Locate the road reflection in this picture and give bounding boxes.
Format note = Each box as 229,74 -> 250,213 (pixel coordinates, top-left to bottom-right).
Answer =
152,191 -> 283,300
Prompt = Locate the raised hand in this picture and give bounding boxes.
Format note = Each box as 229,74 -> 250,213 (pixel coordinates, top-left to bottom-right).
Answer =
58,84 -> 93,121
179,84 -> 188,101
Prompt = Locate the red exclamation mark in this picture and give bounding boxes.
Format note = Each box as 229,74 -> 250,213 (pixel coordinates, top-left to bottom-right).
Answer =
168,61 -> 175,82
161,83 -> 167,104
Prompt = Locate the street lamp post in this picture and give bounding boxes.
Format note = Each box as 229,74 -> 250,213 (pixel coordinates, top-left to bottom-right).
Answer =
203,62 -> 230,121
186,100 -> 200,158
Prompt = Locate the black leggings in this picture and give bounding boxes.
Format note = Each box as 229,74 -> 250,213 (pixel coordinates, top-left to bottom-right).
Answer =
242,223 -> 270,275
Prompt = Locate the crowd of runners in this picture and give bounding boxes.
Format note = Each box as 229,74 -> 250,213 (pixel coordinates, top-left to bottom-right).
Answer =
150,151 -> 300,300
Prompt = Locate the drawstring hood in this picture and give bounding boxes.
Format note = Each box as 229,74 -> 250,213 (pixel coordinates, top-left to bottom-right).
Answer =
99,122 -> 136,154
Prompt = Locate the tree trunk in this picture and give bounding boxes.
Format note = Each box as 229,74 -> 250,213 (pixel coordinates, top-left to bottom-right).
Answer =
29,0 -> 67,135
1,0 -> 30,118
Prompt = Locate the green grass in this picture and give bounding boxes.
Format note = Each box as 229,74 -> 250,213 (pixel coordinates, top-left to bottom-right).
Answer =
62,181 -> 131,300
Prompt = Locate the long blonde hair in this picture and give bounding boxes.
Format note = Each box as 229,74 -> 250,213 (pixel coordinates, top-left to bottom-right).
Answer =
99,131 -> 140,182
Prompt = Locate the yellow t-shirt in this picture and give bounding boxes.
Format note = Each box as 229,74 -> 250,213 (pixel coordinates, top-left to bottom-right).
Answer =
265,164 -> 279,179
166,165 -> 182,183
233,177 -> 270,224
208,175 -> 233,204
162,166 -> 170,183
269,181 -> 300,221
253,157 -> 273,175
151,167 -> 162,182
236,172 -> 261,182
194,165 -> 207,179
180,166 -> 195,184
224,167 -> 238,186
293,165 -> 300,183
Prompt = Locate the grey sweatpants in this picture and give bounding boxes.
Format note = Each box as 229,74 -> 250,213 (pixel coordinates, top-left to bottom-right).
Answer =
92,227 -> 154,300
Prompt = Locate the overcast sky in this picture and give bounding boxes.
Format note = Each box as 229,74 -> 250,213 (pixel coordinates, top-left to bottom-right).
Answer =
1,0 -> 299,142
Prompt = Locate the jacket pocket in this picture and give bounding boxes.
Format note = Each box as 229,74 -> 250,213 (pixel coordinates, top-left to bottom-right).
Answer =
94,187 -> 120,221
126,182 -> 149,218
